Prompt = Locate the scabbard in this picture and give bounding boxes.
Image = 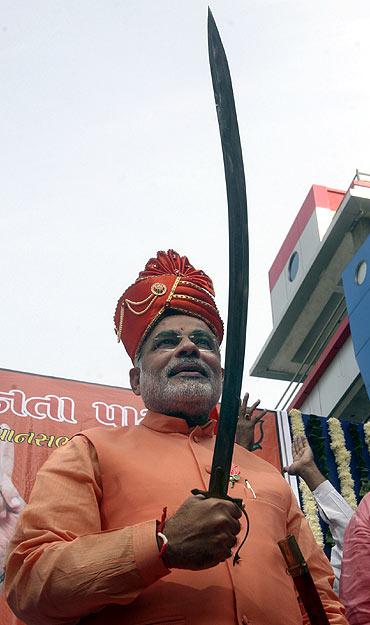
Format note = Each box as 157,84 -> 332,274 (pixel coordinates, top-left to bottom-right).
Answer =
278,535 -> 330,625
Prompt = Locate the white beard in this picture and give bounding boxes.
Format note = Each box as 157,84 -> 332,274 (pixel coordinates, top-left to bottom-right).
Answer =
139,368 -> 222,419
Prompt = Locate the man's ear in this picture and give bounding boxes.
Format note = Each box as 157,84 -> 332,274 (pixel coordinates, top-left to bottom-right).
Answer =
129,367 -> 141,396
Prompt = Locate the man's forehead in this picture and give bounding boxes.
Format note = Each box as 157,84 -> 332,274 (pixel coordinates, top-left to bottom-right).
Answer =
148,314 -> 215,340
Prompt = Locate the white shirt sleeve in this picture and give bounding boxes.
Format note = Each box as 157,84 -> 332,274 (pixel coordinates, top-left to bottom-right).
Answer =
312,480 -> 354,593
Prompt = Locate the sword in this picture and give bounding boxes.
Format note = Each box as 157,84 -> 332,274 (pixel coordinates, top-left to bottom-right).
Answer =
192,8 -> 249,504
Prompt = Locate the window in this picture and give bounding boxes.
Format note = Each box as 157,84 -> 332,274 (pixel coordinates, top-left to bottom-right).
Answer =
355,261 -> 367,286
288,251 -> 299,282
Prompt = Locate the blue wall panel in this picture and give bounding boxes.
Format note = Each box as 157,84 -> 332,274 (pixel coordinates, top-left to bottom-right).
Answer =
343,235 -> 370,400
347,288 -> 370,355
342,236 -> 370,314
357,340 -> 370,398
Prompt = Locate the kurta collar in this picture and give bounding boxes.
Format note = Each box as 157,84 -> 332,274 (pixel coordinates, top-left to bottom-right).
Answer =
142,410 -> 215,438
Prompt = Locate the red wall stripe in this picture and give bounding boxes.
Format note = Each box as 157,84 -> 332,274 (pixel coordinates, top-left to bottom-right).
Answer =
269,186 -> 344,291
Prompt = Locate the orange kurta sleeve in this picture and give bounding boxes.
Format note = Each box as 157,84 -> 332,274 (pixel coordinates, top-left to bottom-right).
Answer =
5,436 -> 169,625
286,489 -> 348,625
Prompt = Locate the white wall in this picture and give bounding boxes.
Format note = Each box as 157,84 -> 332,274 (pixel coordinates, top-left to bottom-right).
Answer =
299,337 -> 359,416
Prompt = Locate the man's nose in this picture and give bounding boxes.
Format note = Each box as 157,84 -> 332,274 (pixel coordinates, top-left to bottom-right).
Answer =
175,336 -> 200,357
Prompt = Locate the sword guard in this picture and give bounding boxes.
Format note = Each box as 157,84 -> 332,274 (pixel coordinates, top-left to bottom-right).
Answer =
191,488 -> 243,510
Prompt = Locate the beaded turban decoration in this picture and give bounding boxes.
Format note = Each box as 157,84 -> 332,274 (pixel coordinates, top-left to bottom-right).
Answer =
114,249 -> 224,362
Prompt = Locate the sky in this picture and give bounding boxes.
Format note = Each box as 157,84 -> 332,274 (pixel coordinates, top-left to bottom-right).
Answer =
2,0 -> 370,408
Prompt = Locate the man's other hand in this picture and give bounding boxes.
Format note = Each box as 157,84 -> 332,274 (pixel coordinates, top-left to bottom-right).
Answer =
235,392 -> 267,451
162,495 -> 242,570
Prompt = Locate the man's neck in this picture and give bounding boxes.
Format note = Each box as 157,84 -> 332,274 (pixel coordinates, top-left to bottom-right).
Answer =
184,415 -> 210,428
156,410 -> 211,428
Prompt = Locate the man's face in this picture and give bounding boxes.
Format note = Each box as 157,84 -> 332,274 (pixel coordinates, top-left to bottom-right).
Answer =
130,314 -> 223,422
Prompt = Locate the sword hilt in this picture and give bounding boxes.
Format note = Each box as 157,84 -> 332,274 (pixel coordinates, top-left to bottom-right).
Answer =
190,487 -> 243,510
191,464 -> 247,566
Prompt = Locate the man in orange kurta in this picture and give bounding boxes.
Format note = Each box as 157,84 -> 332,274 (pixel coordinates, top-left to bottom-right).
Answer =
5,250 -> 348,625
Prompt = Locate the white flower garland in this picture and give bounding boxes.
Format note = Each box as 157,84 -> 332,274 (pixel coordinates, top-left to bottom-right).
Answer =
289,409 -> 324,547
327,417 -> 357,510
364,422 -> 370,457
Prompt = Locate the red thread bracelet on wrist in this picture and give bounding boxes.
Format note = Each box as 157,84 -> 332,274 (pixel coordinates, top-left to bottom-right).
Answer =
157,506 -> 168,559
157,531 -> 168,558
158,506 -> 167,532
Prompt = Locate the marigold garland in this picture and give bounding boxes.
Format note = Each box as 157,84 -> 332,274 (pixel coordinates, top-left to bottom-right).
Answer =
289,409 -> 305,437
364,422 -> 370,456
327,417 -> 357,510
288,409 -> 324,547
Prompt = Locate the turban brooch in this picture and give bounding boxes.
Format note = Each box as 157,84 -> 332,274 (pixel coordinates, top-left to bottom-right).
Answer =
114,249 -> 224,362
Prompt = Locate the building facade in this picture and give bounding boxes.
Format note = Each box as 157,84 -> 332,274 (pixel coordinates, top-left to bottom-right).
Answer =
251,171 -> 370,423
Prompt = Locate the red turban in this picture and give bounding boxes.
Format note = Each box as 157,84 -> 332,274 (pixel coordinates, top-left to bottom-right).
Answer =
114,249 -> 224,362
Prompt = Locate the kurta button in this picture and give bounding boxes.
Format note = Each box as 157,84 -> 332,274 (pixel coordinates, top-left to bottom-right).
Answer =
205,465 -> 211,474
241,616 -> 249,624
193,436 -> 198,443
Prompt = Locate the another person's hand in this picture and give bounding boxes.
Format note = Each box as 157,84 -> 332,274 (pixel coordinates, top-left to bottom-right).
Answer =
0,423 -> 25,576
284,434 -> 326,491
283,435 -> 314,476
162,494 -> 242,570
235,392 -> 267,451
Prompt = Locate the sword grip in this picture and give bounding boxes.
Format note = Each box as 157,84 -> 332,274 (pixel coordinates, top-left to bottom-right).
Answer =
190,484 -> 247,566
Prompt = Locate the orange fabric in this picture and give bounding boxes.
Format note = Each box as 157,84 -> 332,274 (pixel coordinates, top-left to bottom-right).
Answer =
5,412 -> 348,625
114,250 -> 224,361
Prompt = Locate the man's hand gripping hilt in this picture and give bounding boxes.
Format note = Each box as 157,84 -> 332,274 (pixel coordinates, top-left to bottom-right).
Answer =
191,466 -> 248,565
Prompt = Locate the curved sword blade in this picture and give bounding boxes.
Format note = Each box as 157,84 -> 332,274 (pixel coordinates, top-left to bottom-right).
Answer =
207,7 -> 249,498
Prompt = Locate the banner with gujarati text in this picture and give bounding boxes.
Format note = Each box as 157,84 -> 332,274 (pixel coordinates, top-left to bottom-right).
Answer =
0,368 -> 282,625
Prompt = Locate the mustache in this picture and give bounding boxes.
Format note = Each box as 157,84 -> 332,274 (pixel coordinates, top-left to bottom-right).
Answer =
167,359 -> 210,378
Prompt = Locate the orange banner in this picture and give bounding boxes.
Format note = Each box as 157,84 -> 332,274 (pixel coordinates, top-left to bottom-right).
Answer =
0,368 -> 282,624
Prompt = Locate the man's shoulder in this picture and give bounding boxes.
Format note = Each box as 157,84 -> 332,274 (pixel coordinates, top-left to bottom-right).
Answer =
350,491 -> 370,530
358,491 -> 370,517
78,425 -> 141,444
